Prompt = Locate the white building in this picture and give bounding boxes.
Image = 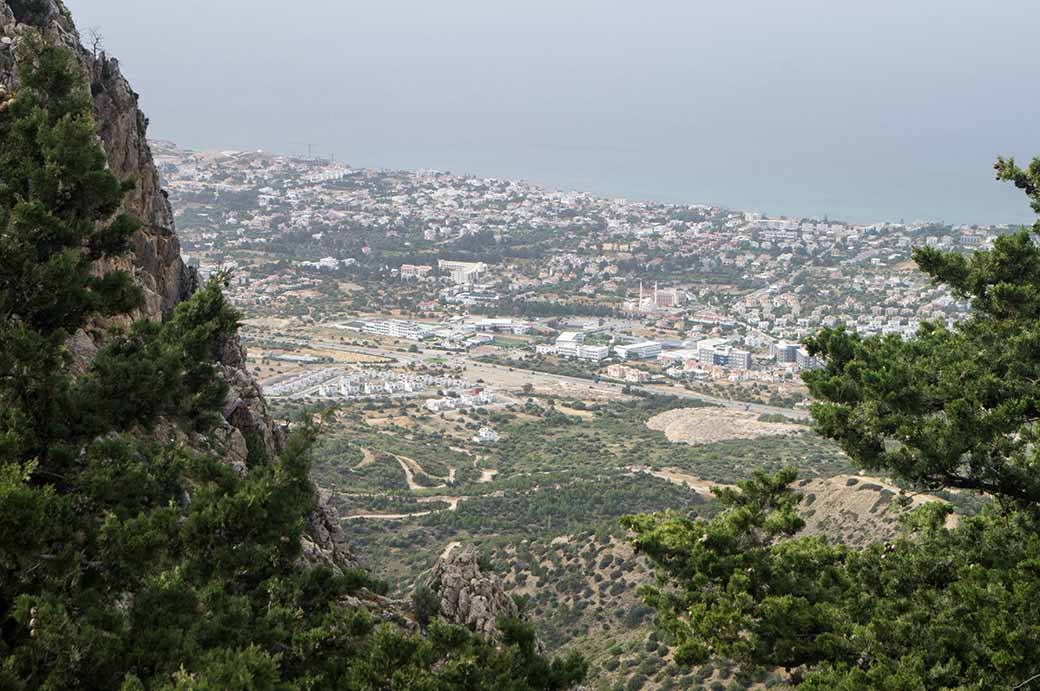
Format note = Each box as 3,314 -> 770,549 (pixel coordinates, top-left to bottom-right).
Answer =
301,256 -> 340,270
400,264 -> 433,279
574,345 -> 610,362
426,397 -> 456,413
554,332 -> 585,357
474,318 -> 532,335
697,338 -> 752,370
473,427 -> 500,444
459,390 -> 495,407
614,341 -> 662,360
361,319 -> 430,341
464,333 -> 495,348
438,259 -> 487,285
554,332 -> 608,361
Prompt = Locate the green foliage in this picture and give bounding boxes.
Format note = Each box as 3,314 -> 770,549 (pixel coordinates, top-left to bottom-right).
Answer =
412,584 -> 440,631
627,470 -> 1040,688
422,474 -> 705,537
626,160 -> 1040,689
802,161 -> 1040,508
623,469 -> 808,667
0,36 -> 585,691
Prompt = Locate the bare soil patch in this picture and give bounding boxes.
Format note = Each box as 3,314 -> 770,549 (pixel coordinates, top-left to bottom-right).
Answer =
647,407 -> 803,445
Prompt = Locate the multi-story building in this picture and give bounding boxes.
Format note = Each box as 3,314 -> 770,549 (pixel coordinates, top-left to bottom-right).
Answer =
438,259 -> 487,285
696,338 -> 730,365
361,319 -> 430,341
614,341 -> 663,360
574,345 -> 610,362
400,264 -> 433,279
552,332 -> 609,361
476,318 -> 530,334
554,331 -> 585,357
728,349 -> 753,369
696,338 -> 752,370
796,348 -> 823,370
771,340 -> 802,363
654,287 -> 683,308
605,364 -> 652,383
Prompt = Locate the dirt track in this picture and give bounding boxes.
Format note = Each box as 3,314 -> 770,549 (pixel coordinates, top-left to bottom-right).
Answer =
353,447 -> 376,469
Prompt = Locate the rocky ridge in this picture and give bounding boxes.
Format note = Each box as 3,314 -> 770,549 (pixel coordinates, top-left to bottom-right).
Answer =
425,543 -> 520,637
0,0 -> 355,572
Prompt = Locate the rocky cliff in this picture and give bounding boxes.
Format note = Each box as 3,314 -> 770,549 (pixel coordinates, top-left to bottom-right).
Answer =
425,543 -> 520,637
0,0 -> 355,572
0,1 -> 190,320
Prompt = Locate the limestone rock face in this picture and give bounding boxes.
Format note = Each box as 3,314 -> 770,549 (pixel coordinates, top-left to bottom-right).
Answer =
0,0 -> 280,462
300,489 -> 362,573
0,0 -> 356,571
0,1 -> 192,320
218,336 -> 284,462
425,543 -> 518,637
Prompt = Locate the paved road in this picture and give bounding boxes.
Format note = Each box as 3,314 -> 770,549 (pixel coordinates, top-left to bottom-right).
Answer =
458,359 -> 811,420
260,336 -> 811,420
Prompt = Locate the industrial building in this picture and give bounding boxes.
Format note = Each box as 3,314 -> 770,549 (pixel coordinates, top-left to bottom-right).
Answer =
613,341 -> 663,360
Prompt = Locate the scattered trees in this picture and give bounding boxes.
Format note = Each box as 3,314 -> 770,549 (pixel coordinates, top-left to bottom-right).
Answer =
0,35 -> 585,690
625,158 -> 1040,689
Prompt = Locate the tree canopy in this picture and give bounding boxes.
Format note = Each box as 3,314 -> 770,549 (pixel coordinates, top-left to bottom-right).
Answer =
0,36 -> 585,691
625,158 -> 1040,689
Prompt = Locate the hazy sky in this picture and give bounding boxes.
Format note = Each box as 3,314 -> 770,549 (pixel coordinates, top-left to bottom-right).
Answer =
65,0 -> 1040,224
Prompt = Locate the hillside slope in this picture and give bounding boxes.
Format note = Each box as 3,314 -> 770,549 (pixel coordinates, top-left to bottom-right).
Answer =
0,0 -> 361,567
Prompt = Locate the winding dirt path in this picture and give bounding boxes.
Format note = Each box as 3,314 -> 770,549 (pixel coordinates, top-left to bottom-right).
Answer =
629,466 -> 728,495
393,455 -> 431,491
342,510 -> 435,521
353,447 -> 376,469
418,495 -> 463,511
393,453 -> 457,491
340,494 -> 467,521
393,454 -> 446,490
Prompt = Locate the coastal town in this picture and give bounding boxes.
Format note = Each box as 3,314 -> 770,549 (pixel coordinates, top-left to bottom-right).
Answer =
154,141 -> 1009,409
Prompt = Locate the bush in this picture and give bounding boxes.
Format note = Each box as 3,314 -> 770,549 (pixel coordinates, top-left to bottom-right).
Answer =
412,584 -> 440,631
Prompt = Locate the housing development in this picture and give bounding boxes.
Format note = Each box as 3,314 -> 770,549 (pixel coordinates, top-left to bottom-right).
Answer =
154,140 -> 1009,410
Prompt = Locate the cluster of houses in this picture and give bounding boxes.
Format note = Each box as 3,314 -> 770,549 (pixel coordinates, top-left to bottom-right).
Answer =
333,316 -> 539,350
265,368 -> 468,400
315,372 -> 467,399
425,389 -> 496,413
604,364 -> 652,383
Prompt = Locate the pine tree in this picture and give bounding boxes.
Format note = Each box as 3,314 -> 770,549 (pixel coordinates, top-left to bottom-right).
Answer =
0,35 -> 586,691
625,157 -> 1040,690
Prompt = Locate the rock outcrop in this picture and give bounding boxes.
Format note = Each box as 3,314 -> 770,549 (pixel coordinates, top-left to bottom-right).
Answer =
0,0 -> 279,461
301,489 -> 363,573
0,0 -> 356,571
0,1 -> 192,321
424,543 -> 519,637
